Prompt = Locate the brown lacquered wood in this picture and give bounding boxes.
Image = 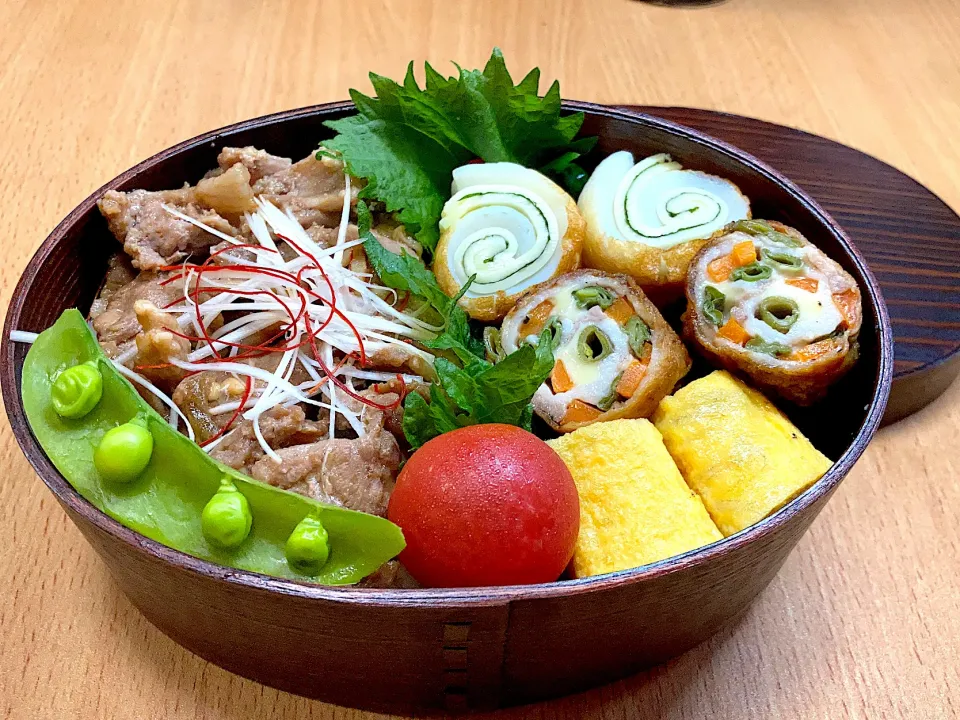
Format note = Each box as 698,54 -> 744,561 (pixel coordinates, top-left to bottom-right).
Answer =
0,102 -> 893,714
627,106 -> 960,424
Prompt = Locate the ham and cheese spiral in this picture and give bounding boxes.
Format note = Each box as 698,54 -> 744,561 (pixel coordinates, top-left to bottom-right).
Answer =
578,152 -> 751,293
500,270 -> 690,433
684,220 -> 862,405
434,163 -> 585,321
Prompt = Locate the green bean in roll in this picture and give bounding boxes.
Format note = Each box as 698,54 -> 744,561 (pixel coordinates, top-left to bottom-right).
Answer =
434,162 -> 586,321
683,220 -> 863,405
500,270 -> 690,432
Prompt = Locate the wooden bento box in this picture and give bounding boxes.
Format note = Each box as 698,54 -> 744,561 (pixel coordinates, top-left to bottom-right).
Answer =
1,102 -> 893,714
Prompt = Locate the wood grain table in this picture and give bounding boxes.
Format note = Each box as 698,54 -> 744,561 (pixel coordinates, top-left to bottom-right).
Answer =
2,0 -> 958,717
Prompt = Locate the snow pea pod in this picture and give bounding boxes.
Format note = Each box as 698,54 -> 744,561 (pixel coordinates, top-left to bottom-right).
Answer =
20,309 -> 405,584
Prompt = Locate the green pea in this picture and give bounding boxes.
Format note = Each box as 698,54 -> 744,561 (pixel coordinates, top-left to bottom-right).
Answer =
702,286 -> 726,326
201,478 -> 253,549
285,515 -> 330,575
730,262 -> 772,283
51,361 -> 103,419
572,286 -> 616,310
624,315 -> 651,356
745,337 -> 793,357
761,248 -> 803,269
93,418 -> 153,483
757,296 -> 800,333
483,327 -> 505,363
578,325 -> 613,362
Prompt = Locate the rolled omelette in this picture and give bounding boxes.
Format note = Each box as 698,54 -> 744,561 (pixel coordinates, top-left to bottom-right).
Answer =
434,162 -> 585,321
578,151 -> 750,292
652,370 -> 833,536
499,269 -> 690,432
684,219 -> 863,405
548,419 -> 722,577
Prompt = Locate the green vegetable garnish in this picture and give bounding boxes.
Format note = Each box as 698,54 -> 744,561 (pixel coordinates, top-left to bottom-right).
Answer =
541,152 -> 590,196
572,286 -> 616,310
745,337 -> 793,357
577,325 -> 613,362
762,248 -> 803,269
94,418 -> 153,483
624,315 -> 651,356
402,328 -> 555,450
757,296 -> 800,333
201,478 -> 253,549
285,515 -> 331,576
324,48 -> 596,251
21,310 -> 404,583
51,361 -> 103,419
361,203 -> 558,448
360,203 -> 484,366
702,286 -> 726,326
730,262 -> 772,283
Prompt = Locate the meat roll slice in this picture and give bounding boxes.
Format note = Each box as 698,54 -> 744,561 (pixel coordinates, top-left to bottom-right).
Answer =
500,270 -> 690,433
684,219 -> 863,405
434,162 -> 585,322
578,152 -> 750,294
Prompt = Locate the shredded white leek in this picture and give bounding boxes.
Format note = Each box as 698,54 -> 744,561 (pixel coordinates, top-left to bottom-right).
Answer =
156,198 -> 435,457
10,331 -> 39,344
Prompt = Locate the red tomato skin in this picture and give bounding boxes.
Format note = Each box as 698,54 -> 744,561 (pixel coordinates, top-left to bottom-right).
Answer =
387,424 -> 580,588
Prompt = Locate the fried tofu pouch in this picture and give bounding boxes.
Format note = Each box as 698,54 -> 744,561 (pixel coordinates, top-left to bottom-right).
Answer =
547,419 -> 722,577
652,370 -> 832,536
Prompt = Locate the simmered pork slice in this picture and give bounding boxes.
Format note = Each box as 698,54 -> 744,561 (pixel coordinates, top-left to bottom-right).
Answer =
358,560 -> 420,589
98,186 -> 236,270
351,378 -> 429,444
210,405 -> 325,471
217,146 -> 292,183
249,420 -> 401,517
131,301 -> 191,391
252,153 -> 358,228
173,356 -> 315,443
90,256 -> 182,356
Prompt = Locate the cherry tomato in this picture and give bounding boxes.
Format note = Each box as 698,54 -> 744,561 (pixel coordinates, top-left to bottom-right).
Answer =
387,424 -> 579,587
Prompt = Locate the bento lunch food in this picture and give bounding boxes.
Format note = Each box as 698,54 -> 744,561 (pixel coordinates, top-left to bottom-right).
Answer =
578,151 -> 751,292
548,419 -> 721,577
15,50 -> 865,590
684,220 -> 862,405
434,162 -> 586,321
653,370 -> 832,536
499,270 -> 690,432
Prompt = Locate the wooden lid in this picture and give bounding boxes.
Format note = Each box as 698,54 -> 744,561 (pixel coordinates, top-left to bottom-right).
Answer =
622,106 -> 960,424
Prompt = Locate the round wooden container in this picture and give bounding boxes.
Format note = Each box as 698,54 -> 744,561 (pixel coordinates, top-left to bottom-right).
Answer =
1,102 -> 893,714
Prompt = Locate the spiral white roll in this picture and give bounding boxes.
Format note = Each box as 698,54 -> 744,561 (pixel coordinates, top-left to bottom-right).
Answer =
580,151 -> 750,251
439,163 -> 570,297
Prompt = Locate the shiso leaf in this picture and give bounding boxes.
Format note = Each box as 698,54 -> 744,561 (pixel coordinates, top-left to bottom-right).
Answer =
324,48 -> 596,251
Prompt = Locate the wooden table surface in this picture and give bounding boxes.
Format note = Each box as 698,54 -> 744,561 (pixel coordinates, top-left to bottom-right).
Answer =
2,0 -> 959,717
